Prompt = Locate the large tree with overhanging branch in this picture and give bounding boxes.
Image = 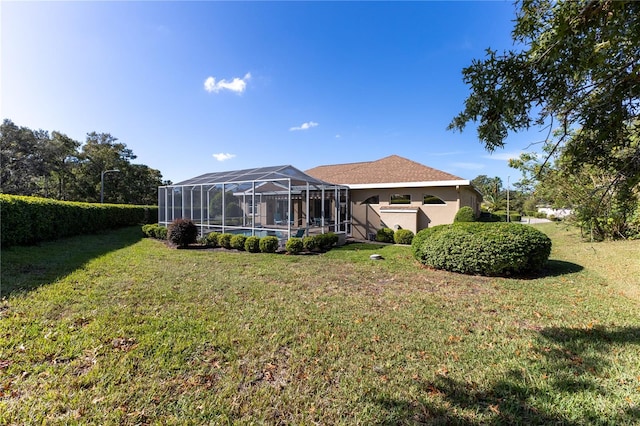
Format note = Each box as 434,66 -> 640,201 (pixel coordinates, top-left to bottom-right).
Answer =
448,0 -> 639,237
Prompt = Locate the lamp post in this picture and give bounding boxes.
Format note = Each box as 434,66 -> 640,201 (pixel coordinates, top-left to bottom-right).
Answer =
506,176 -> 510,222
100,169 -> 120,203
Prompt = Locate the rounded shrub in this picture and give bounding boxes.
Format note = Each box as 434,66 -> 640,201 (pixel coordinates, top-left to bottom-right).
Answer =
394,229 -> 414,245
315,232 -> 339,251
412,222 -> 552,276
259,236 -> 280,253
230,234 -> 247,251
168,219 -> 198,248
454,206 -> 476,222
375,227 -> 395,243
153,225 -> 168,240
206,232 -> 219,247
302,235 -> 318,252
217,233 -> 233,249
285,237 -> 304,254
142,224 -> 155,237
244,236 -> 261,253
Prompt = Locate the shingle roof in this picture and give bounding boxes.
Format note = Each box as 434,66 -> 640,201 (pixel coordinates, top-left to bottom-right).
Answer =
305,155 -> 464,185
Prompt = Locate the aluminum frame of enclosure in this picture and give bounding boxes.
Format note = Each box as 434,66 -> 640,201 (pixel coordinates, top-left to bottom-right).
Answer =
158,165 -> 350,241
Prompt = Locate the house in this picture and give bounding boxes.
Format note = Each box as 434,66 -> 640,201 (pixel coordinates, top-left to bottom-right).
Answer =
305,155 -> 482,240
157,155 -> 481,242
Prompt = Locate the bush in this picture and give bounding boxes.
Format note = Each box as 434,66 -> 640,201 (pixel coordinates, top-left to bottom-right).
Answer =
259,236 -> 280,253
302,236 -> 318,252
142,224 -> 167,240
205,232 -> 219,247
454,206 -> 476,222
394,229 -> 414,245
412,222 -> 552,276
217,233 -> 233,249
244,236 -> 261,253
478,211 -> 501,222
230,234 -> 247,250
168,219 -> 198,248
142,224 -> 155,237
285,238 -> 304,254
315,232 -> 339,251
375,227 -> 395,243
411,225 -> 451,260
153,226 -> 167,240
493,211 -> 522,222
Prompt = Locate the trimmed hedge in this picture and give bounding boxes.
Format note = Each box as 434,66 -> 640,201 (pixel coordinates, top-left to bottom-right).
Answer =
394,229 -> 414,245
454,206 -> 476,222
285,237 -> 304,254
375,227 -> 395,243
244,236 -> 261,253
412,222 -> 552,276
302,236 -> 318,252
315,232 -> 339,251
205,232 -> 220,247
493,211 -> 522,222
259,236 -> 279,253
230,234 -> 247,251
217,233 -> 233,249
142,224 -> 167,240
1,194 -> 157,247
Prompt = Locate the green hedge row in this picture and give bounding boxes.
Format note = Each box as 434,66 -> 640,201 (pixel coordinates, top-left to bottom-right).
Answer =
1,194 -> 157,247
412,222 -> 552,276
479,211 -> 522,222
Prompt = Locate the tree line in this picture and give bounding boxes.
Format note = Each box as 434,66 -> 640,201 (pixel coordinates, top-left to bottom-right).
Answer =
1,119 -> 169,205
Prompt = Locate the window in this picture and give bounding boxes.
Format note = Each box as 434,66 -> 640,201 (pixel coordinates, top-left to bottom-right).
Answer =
423,194 -> 446,205
390,194 -> 411,204
362,195 -> 379,205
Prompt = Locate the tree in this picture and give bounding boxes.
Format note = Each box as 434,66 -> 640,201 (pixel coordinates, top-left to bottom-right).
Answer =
1,119 -> 166,205
511,133 -> 640,239
471,175 -> 503,212
449,1 -> 640,215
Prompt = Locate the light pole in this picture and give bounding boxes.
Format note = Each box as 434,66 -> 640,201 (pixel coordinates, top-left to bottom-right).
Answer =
101,169 -> 120,203
506,176 -> 510,222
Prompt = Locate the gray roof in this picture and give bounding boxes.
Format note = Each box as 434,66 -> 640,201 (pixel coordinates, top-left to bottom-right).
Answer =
171,165 -> 338,188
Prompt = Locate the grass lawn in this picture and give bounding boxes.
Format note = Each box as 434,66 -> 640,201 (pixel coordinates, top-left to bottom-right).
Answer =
1,223 -> 639,424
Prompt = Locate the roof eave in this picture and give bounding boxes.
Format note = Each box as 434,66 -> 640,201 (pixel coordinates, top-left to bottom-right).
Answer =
341,180 -> 472,189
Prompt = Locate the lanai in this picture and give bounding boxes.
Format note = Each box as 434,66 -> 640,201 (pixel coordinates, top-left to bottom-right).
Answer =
158,165 -> 349,240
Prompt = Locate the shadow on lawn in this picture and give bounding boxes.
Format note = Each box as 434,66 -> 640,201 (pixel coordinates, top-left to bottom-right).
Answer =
0,226 -> 143,297
512,259 -> 584,280
370,326 -> 640,425
540,259 -> 584,277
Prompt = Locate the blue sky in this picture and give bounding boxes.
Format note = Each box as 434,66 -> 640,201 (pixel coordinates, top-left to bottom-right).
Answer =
2,1 -> 544,186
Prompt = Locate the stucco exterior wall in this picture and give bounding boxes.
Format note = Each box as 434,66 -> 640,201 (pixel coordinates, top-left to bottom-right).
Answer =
348,186 -> 480,240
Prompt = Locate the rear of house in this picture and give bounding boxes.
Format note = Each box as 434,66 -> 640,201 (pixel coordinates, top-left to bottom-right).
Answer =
306,155 -> 482,240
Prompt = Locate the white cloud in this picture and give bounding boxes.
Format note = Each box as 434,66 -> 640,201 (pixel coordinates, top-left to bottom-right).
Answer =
204,73 -> 251,94
451,162 -> 485,170
289,121 -> 319,131
483,151 -> 523,161
212,153 -> 236,161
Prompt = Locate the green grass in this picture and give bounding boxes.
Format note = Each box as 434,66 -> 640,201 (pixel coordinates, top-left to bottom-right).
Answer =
1,225 -> 639,424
